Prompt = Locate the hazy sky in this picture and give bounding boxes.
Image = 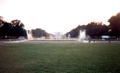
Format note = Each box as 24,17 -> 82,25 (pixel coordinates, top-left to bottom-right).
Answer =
0,0 -> 120,34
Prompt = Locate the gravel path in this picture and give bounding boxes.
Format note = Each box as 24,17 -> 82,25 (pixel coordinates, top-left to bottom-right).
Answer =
0,40 -> 120,44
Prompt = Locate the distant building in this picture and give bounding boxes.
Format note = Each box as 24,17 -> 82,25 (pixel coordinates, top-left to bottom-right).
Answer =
54,32 -> 63,40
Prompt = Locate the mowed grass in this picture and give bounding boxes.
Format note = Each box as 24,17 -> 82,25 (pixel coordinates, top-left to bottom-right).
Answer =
0,44 -> 120,73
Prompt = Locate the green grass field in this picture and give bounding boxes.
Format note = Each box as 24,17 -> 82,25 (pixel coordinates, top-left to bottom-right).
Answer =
0,44 -> 120,73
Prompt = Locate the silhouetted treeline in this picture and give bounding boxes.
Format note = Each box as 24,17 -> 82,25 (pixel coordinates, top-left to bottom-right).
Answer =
66,22 -> 108,38
31,28 -> 49,38
0,16 -> 27,39
108,12 -> 120,37
66,25 -> 86,38
66,12 -> 120,39
0,16 -> 50,39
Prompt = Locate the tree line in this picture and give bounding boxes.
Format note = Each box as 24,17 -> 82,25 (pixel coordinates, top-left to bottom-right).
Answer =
0,16 -> 27,39
0,16 -> 49,39
66,12 -> 120,39
31,28 -> 49,38
1,12 -> 120,39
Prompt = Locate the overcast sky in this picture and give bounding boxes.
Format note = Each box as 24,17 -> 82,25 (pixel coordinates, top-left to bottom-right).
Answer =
0,0 -> 120,34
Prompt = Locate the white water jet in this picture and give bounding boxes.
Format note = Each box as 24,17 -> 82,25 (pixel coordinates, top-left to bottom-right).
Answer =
78,30 -> 86,42
68,34 -> 71,40
26,30 -> 33,40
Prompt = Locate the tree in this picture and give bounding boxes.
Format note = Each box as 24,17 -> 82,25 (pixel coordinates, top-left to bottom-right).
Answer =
11,19 -> 27,37
0,17 -> 27,39
0,16 -> 13,37
0,16 -> 4,27
86,22 -> 109,38
66,22 -> 109,39
66,25 -> 86,38
108,12 -> 120,37
31,28 -> 49,38
86,22 -> 100,38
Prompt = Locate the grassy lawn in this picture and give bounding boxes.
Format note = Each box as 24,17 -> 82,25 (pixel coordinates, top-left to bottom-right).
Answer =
0,44 -> 120,73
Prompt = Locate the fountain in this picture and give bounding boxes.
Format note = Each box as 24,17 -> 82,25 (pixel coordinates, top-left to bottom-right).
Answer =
68,34 -> 71,40
27,30 -> 33,40
78,30 -> 87,42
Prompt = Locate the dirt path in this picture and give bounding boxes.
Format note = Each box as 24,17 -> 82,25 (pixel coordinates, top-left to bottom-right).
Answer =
0,40 -> 120,44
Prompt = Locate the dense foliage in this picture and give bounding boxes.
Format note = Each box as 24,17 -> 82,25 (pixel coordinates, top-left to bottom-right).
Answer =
108,12 -> 120,37
31,28 -> 49,38
0,16 -> 27,39
66,12 -> 120,39
66,22 -> 108,38
0,16 -> 49,39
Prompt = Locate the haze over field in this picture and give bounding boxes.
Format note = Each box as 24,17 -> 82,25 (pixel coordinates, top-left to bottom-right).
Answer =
0,0 -> 120,34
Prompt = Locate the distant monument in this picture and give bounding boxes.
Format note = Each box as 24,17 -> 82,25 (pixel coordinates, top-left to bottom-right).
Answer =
54,32 -> 63,40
